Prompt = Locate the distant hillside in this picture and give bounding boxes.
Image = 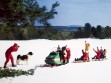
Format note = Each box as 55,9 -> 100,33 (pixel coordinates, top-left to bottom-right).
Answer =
35,25 -> 82,31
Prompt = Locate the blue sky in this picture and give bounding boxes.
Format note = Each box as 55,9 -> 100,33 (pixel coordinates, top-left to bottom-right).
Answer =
37,0 -> 111,27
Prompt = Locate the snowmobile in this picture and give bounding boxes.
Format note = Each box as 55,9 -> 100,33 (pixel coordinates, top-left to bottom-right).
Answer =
45,51 -> 64,66
45,46 -> 71,66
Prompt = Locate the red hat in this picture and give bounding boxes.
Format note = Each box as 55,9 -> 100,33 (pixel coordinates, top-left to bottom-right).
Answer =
13,43 -> 18,47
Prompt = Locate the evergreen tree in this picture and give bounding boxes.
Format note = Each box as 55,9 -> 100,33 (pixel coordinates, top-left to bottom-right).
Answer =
96,25 -> 102,38
0,0 -> 59,27
0,67 -> 34,78
83,23 -> 92,38
91,26 -> 96,38
104,26 -> 111,38
38,2 -> 60,28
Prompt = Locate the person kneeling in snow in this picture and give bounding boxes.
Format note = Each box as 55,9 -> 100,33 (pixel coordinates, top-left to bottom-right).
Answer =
4,43 -> 19,68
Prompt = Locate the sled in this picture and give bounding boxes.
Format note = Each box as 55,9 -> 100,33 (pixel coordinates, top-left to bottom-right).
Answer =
73,58 -> 90,63
92,57 -> 107,61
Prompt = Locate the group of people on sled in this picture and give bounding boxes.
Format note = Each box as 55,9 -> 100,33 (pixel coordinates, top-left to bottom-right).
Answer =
74,41 -> 107,63
92,47 -> 107,60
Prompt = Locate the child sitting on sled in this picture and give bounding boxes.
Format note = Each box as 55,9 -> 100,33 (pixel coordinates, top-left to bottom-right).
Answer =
100,47 -> 107,59
92,47 -> 101,60
74,49 -> 89,62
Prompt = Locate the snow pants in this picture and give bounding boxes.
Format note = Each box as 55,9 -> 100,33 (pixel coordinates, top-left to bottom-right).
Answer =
4,52 -> 14,67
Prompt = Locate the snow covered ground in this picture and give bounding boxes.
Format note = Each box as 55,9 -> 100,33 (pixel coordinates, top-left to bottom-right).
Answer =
0,39 -> 111,83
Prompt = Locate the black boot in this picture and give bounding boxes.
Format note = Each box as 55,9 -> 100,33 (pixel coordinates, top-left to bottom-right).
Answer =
62,60 -> 65,65
3,65 -> 7,68
12,64 -> 17,67
75,58 -> 77,61
92,57 -> 95,59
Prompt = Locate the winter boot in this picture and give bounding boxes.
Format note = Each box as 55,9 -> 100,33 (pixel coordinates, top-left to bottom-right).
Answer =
75,58 -> 77,61
67,60 -> 69,63
12,64 -> 17,67
92,57 -> 95,59
3,65 -> 7,68
62,61 -> 65,65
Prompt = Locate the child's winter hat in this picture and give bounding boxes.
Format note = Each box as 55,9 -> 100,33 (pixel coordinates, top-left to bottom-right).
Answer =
13,43 -> 19,47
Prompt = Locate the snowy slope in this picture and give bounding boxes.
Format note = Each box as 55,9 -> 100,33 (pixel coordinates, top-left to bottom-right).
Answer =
0,39 -> 111,83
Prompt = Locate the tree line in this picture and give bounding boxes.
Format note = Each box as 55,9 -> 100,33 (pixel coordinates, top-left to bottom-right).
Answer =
73,23 -> 111,39
1,23 -> 111,40
0,0 -> 111,40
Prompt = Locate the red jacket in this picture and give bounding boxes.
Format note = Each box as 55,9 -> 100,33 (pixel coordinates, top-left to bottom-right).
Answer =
66,48 -> 71,59
4,43 -> 19,68
81,50 -> 89,61
94,49 -> 101,59
5,43 -> 19,55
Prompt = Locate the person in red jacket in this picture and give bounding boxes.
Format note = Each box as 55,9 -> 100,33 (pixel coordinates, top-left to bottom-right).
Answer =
92,47 -> 101,60
74,49 -> 89,62
66,48 -> 71,63
81,49 -> 89,62
4,43 -> 19,68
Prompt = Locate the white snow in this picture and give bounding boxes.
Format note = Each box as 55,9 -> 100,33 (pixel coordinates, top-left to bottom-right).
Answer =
0,39 -> 111,83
